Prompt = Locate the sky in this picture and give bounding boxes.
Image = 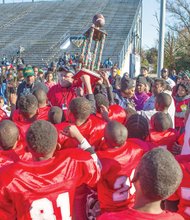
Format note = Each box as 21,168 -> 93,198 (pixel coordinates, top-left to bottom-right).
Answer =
142,0 -> 160,49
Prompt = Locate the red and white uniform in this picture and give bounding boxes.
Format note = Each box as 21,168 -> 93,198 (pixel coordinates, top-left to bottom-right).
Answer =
174,95 -> 190,128
96,104 -> 126,124
168,155 -> 190,220
36,105 -> 51,120
58,114 -> 106,150
149,128 -> 178,152
97,140 -> 144,212
0,149 -> 100,220
98,208 -> 184,220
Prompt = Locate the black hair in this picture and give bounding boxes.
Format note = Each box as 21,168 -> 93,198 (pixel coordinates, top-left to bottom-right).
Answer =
33,89 -> 47,106
95,93 -> 109,113
105,120 -> 128,147
155,93 -> 172,111
154,78 -> 166,89
0,120 -> 19,150
45,70 -> 53,79
136,148 -> 182,200
152,112 -> 173,132
18,94 -> 38,114
26,120 -> 58,155
176,82 -> 190,95
69,97 -> 92,121
48,106 -> 65,124
120,78 -> 135,92
125,114 -> 149,140
125,107 -> 137,122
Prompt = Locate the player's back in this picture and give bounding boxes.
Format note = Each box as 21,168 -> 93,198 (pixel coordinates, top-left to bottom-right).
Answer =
98,208 -> 184,220
0,149 -> 100,220
149,128 -> 178,152
169,155 -> 190,220
97,140 -> 144,212
57,114 -> 106,149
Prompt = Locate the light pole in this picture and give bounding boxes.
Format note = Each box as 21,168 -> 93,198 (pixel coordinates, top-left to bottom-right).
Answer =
157,0 -> 166,78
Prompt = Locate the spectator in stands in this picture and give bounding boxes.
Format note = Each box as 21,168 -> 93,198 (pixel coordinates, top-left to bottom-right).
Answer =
133,77 -> 150,111
114,78 -> 136,109
33,66 -> 39,78
16,65 -> 25,86
17,67 -> 48,100
161,68 -> 175,89
109,67 -> 121,91
174,82 -> 190,132
103,57 -> 113,69
0,96 -> 9,121
137,66 -> 154,92
98,148 -> 183,220
45,70 -> 56,89
36,68 -> 45,83
142,79 -> 175,127
169,69 -> 177,82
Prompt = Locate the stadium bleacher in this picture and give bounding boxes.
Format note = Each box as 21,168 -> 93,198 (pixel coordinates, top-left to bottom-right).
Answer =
0,0 -> 141,66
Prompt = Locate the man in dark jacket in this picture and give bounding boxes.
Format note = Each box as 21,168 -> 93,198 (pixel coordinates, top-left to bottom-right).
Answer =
17,67 -> 48,100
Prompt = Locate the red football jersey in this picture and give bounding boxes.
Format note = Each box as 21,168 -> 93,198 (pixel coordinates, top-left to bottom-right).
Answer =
96,140 -> 144,212
168,155 -> 190,220
0,143 -> 32,168
0,149 -> 100,220
96,104 -> 126,124
127,138 -> 154,153
98,208 -> 184,220
57,114 -> 106,150
149,128 -> 178,152
36,105 -> 51,120
12,109 -> 35,144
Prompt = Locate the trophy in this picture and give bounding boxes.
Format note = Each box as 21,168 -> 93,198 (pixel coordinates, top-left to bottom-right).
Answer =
73,14 -> 107,85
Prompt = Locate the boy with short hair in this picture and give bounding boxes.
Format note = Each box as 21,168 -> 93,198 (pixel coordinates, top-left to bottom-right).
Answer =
33,89 -> 50,120
149,112 -> 177,152
95,93 -> 126,124
96,121 -> 144,214
0,120 -> 100,219
0,120 -> 32,167
12,94 -> 38,143
114,78 -> 136,109
98,148 -> 184,220
59,97 -> 106,150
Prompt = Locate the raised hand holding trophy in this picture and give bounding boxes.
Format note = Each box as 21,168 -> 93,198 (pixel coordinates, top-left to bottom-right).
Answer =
73,14 -> 107,85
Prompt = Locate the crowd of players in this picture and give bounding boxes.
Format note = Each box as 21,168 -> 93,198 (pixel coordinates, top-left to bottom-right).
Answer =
0,61 -> 190,219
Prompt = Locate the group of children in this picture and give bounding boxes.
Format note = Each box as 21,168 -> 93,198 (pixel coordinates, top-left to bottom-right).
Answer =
0,65 -> 189,219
